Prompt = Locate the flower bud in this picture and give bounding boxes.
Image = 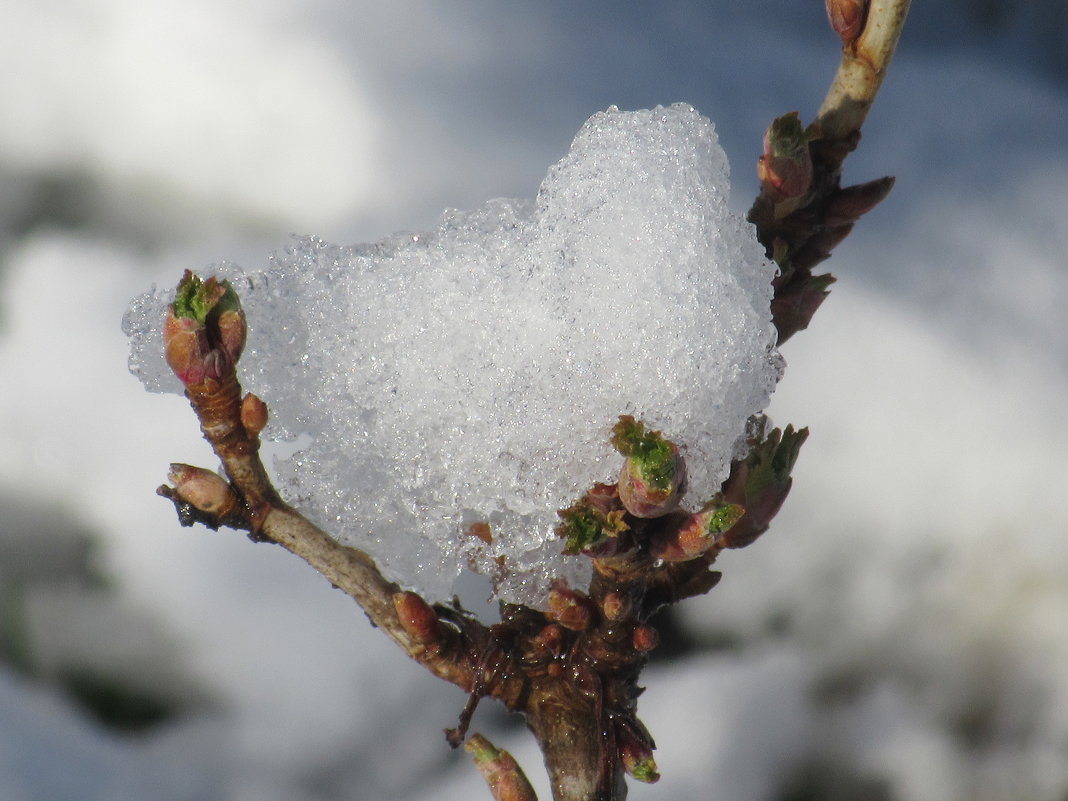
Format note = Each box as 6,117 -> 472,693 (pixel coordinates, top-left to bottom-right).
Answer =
163,271 -> 246,387
648,500 -> 745,562
611,416 -> 686,519
546,580 -> 595,632
825,0 -> 867,44
616,716 -> 659,784
465,734 -> 538,801
631,623 -> 659,653
757,112 -> 813,204
392,591 -> 440,645
240,393 -> 269,436
167,463 -> 239,517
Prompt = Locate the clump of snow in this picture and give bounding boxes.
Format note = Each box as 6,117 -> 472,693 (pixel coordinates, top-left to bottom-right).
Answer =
125,104 -> 781,603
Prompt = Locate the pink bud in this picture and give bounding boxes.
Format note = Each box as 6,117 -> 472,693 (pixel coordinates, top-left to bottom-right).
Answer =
465,734 -> 538,801
757,112 -> 814,204
167,463 -> 239,517
163,271 -> 246,387
825,0 -> 867,44
611,416 -> 687,519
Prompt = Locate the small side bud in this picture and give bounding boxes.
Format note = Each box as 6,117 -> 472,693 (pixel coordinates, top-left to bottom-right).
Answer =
631,624 -> 659,653
465,734 -> 538,801
757,112 -> 814,205
611,416 -> 687,519
546,580 -> 595,632
648,499 -> 745,562
240,393 -> 268,436
167,463 -> 239,518
617,716 -> 659,784
392,591 -> 440,645
825,0 -> 867,44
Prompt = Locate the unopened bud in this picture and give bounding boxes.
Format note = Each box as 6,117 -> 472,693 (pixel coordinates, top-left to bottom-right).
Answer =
546,580 -> 595,631
825,0 -> 867,44
631,623 -> 659,653
757,112 -> 813,205
611,416 -> 686,519
167,463 -> 239,517
649,500 -> 745,562
392,591 -> 440,645
617,717 -> 659,784
240,393 -> 268,436
465,734 -> 538,801
163,271 -> 246,387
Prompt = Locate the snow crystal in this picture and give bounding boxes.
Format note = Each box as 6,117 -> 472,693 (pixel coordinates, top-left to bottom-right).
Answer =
124,104 -> 782,604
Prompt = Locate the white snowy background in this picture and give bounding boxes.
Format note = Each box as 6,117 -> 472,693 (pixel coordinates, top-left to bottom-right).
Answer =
2,2 -> 1067,800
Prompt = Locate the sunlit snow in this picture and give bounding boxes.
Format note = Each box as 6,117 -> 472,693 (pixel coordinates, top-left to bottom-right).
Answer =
126,104 -> 782,603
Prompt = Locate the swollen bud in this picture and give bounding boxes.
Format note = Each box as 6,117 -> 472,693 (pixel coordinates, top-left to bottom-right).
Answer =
616,716 -> 659,784
167,463 -> 239,518
392,591 -> 440,645
163,271 -> 246,387
240,393 -> 269,436
546,580 -> 595,632
611,416 -> 686,519
465,734 -> 538,801
757,112 -> 813,205
648,499 -> 745,562
825,0 -> 867,44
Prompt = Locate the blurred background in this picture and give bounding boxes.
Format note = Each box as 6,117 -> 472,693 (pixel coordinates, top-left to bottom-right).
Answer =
2,2 -> 1067,799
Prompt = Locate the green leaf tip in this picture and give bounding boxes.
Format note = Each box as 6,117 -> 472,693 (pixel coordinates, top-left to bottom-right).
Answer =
556,501 -> 628,555
611,415 -> 677,491
171,270 -> 240,324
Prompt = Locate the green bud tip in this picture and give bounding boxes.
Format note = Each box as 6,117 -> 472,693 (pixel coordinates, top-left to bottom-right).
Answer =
171,270 -> 241,324
611,415 -> 677,491
556,501 -> 627,555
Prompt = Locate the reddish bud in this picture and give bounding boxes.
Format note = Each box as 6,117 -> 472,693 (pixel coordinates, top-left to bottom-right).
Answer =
631,624 -> 659,653
392,591 -> 440,645
616,717 -> 659,784
167,463 -> 239,517
465,734 -> 538,801
163,271 -> 246,387
757,112 -> 813,204
825,0 -> 867,44
240,393 -> 269,436
649,500 -> 745,562
611,416 -> 687,519
546,580 -> 595,632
